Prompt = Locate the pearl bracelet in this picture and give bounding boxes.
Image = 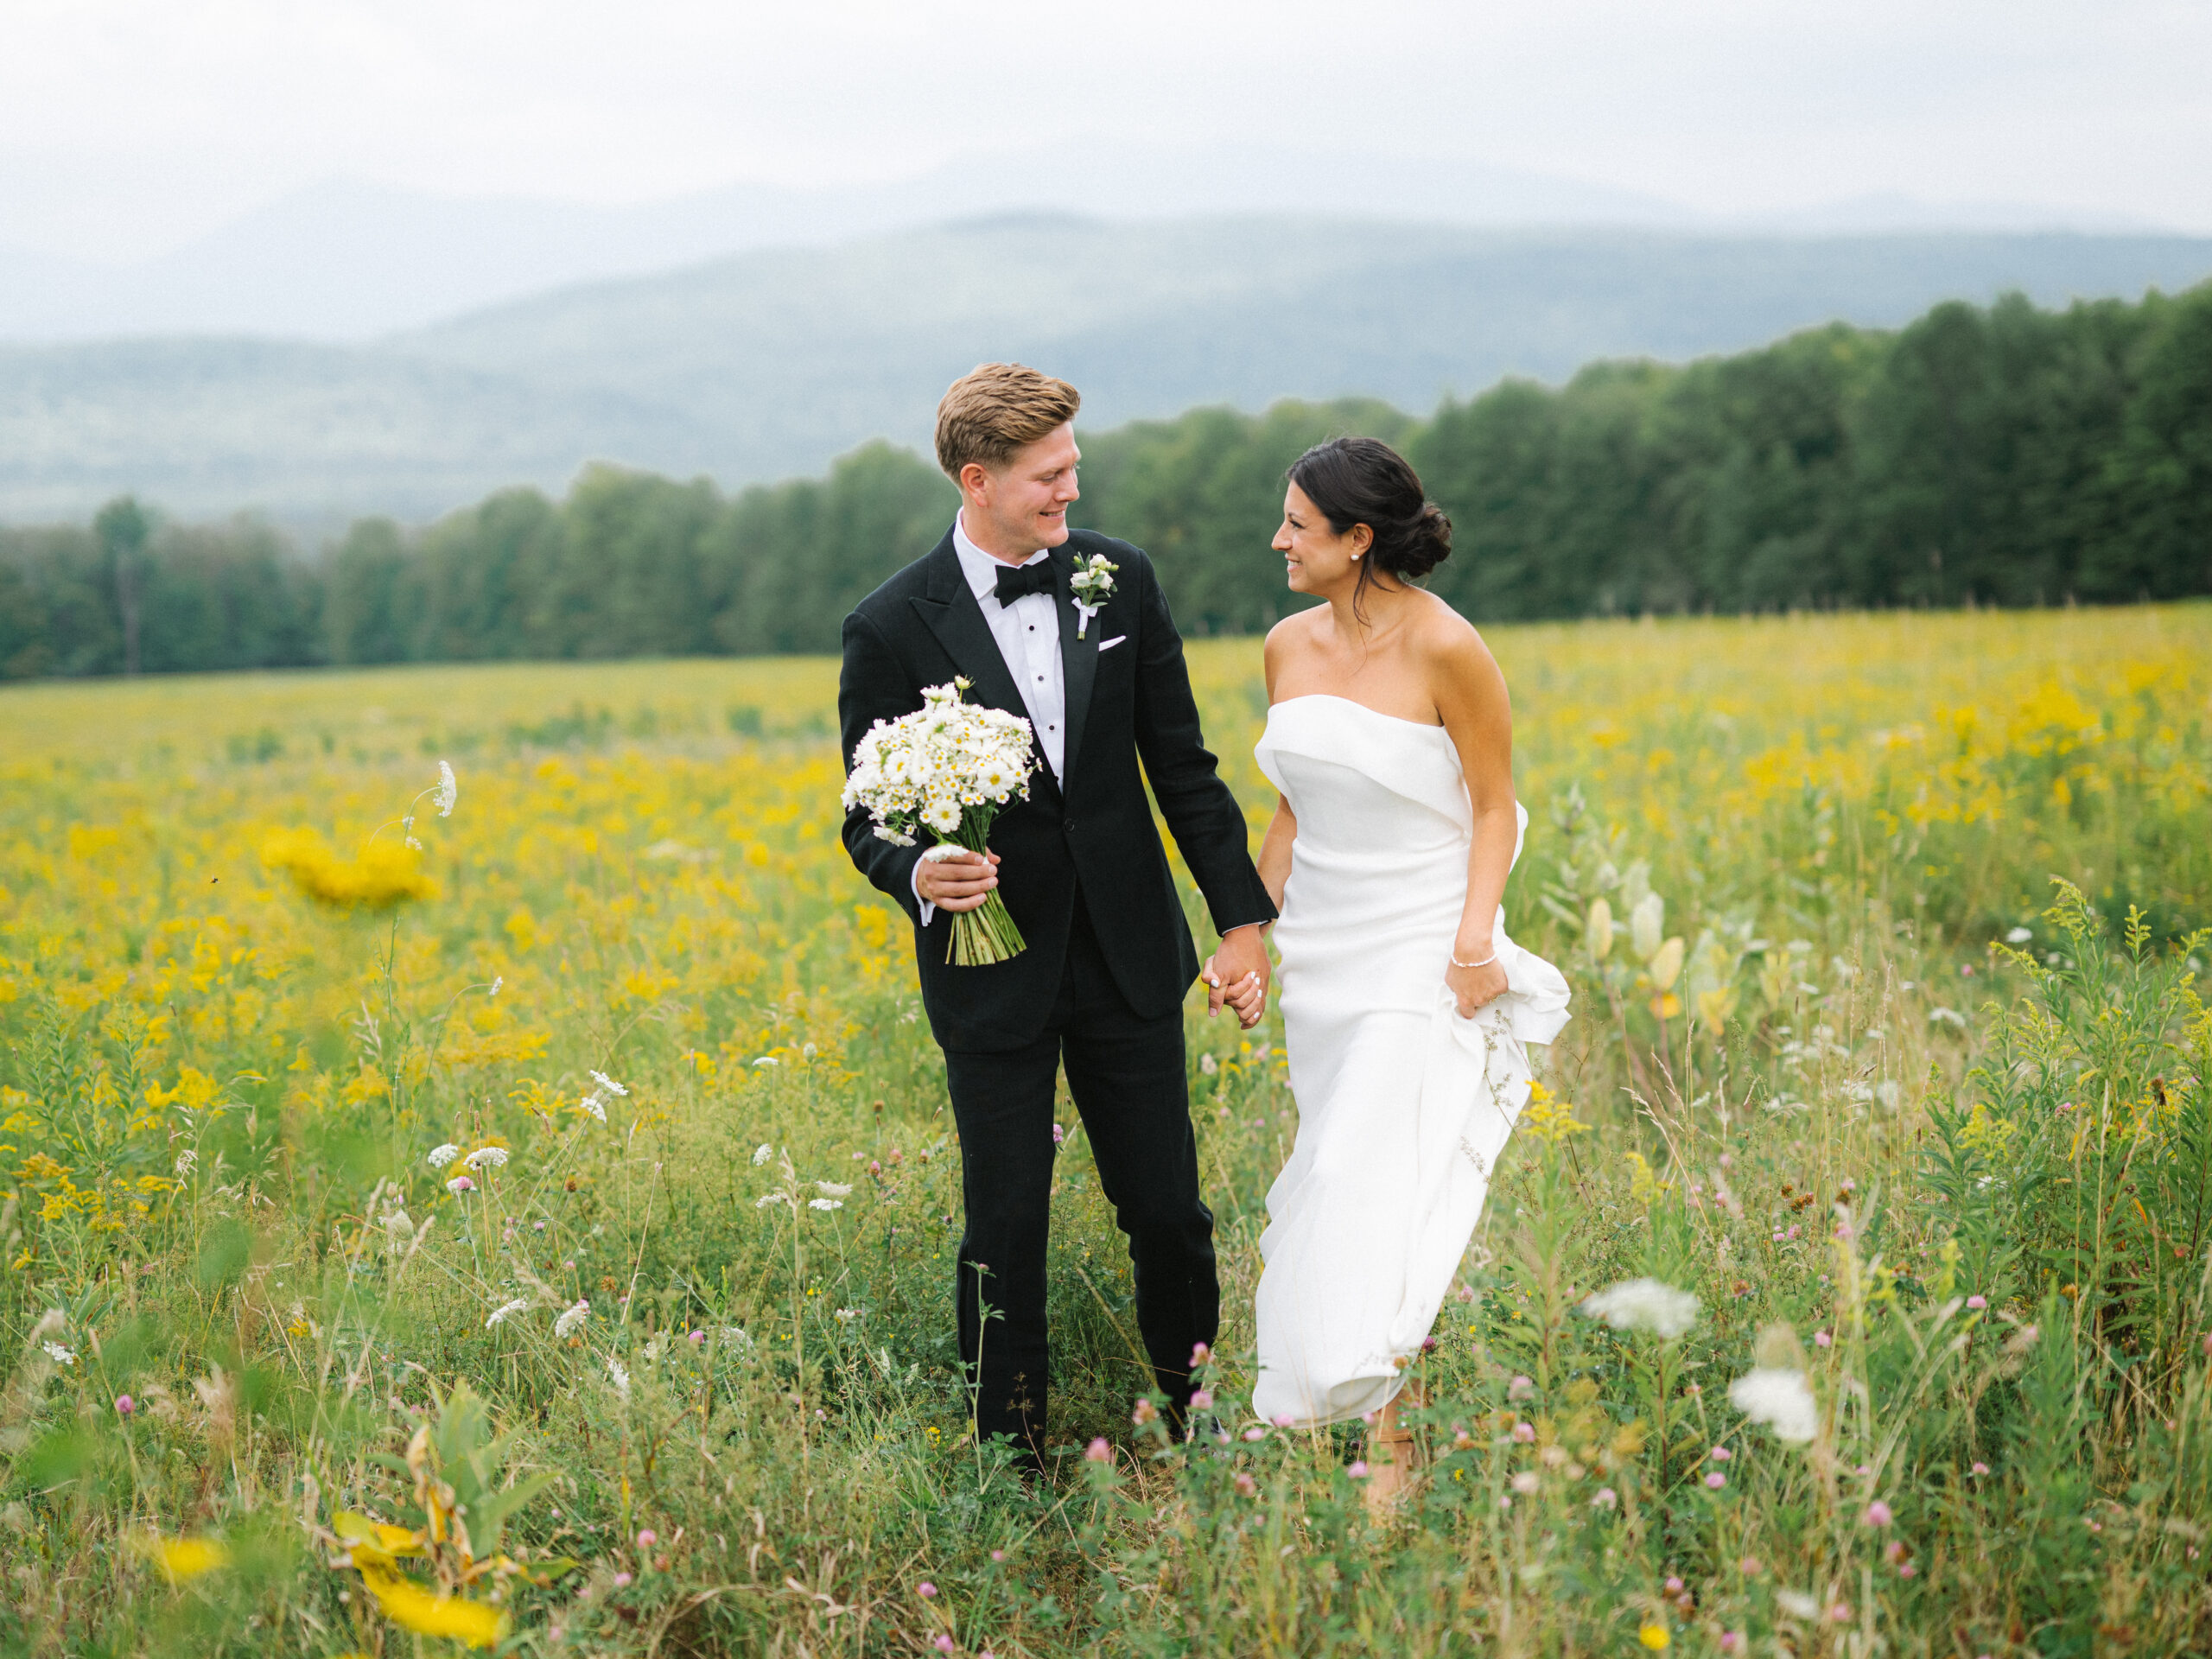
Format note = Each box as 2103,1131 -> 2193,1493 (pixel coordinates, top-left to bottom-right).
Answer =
1451,950 -> 1498,970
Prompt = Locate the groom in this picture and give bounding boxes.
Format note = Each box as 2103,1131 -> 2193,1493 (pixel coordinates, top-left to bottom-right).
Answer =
838,363 -> 1274,1466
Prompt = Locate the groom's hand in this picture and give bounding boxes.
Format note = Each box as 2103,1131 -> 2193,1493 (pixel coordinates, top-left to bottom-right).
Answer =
1205,925 -> 1271,1029
915,849 -> 1001,912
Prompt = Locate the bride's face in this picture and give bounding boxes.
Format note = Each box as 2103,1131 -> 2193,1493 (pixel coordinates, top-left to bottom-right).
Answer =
1274,482 -> 1370,595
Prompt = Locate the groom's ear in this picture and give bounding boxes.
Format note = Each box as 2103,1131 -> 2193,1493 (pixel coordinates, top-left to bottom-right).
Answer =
957,460 -> 997,505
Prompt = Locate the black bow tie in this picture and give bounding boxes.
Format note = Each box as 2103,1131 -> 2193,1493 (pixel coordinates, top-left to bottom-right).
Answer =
993,561 -> 1056,605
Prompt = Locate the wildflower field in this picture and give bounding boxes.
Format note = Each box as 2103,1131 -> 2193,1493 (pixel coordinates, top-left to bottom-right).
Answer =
3,604 -> 2210,1657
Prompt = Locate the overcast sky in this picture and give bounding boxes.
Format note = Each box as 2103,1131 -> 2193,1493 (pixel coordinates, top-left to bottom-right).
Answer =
5,0 -> 2209,261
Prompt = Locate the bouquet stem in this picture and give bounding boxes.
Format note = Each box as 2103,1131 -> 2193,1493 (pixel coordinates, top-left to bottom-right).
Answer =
934,817 -> 1026,966
949,892 -> 1026,966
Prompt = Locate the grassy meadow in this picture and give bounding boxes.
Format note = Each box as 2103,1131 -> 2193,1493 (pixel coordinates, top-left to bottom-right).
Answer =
2,605 -> 2210,1656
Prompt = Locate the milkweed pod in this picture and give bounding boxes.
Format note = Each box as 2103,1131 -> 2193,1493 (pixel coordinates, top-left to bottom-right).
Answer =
1650,937 -> 1686,993
1630,893 -> 1665,962
1586,899 -> 1614,962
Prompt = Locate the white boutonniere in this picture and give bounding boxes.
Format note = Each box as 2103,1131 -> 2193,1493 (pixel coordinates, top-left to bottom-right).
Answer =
1069,554 -> 1118,639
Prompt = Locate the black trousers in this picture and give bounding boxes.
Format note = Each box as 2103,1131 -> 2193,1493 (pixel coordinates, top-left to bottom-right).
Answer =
942,892 -> 1217,1462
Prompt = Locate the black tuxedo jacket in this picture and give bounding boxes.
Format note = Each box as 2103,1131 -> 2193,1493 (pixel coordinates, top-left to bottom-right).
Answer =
838,527 -> 1275,1052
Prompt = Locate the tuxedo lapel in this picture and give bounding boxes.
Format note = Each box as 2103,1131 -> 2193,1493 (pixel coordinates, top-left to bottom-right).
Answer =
1053,544 -> 1097,791
907,535 -> 1027,721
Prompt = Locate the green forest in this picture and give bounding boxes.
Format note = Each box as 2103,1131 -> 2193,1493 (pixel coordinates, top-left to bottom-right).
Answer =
3,281 -> 2208,679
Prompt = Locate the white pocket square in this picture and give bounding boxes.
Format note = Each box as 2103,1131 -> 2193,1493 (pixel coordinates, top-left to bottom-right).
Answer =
1097,634 -> 1127,652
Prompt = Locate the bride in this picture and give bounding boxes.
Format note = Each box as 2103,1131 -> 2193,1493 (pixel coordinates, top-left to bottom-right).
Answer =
1205,436 -> 1571,1510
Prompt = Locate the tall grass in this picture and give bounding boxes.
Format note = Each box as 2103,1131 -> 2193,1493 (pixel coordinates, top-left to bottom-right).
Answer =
0,607 -> 2208,1655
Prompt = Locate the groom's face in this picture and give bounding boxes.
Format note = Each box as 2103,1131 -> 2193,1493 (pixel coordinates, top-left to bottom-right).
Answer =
961,423 -> 1081,559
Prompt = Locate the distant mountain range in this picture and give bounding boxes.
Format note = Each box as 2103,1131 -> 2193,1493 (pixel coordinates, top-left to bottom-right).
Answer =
3,214 -> 2209,527
6,145 -> 2171,344
0,151 -> 1697,342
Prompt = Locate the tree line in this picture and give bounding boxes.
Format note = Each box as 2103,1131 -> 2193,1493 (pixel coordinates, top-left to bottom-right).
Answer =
4,280 -> 2207,680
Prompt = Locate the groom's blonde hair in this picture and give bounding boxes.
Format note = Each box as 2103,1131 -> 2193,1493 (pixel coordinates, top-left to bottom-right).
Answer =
935,363 -> 1081,479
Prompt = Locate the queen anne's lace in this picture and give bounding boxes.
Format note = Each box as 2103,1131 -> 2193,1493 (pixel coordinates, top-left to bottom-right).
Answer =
1580,1278 -> 1700,1338
576,1070 -> 626,1123
1728,1367 -> 1819,1441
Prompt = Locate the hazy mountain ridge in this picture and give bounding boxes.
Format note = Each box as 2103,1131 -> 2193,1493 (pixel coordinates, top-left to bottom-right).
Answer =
3,216 -> 2209,527
0,150 -> 1713,342
0,146 -> 2169,345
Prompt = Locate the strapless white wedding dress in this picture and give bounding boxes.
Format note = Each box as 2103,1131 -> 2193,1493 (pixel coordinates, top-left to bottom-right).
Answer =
1251,695 -> 1572,1427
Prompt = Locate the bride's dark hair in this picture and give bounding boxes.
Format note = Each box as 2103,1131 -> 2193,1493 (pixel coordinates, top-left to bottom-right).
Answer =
1287,437 -> 1452,616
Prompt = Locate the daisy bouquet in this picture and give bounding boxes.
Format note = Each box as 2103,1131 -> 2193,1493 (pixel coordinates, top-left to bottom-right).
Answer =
842,677 -> 1033,965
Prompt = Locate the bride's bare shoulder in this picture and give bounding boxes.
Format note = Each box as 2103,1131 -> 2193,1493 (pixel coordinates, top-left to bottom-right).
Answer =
1408,591 -> 1486,654
1409,593 -> 1503,687
1262,608 -> 1325,678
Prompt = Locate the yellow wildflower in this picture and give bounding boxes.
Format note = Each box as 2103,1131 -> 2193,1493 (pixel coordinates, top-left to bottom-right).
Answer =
140,1535 -> 230,1583
1519,1081 -> 1588,1145
359,1565 -> 505,1649
261,828 -> 437,907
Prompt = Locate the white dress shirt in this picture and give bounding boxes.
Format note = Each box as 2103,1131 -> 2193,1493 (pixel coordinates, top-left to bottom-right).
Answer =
916,513 -> 1066,925
952,513 -> 1067,779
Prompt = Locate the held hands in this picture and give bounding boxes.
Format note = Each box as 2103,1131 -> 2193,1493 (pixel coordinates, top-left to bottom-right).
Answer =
1203,925 -> 1272,1030
916,848 -> 1001,913
1446,944 -> 1510,1019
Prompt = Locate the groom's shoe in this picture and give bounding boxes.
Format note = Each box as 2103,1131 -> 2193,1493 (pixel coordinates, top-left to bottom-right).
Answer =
977,1427 -> 1047,1488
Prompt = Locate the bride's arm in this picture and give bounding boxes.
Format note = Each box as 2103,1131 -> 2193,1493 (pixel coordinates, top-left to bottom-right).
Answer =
1256,798 -> 1297,910
1431,618 -> 1516,1014
1250,621 -> 1299,912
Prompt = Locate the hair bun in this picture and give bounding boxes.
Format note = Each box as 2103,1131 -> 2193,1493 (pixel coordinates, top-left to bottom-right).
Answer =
1387,502 -> 1452,581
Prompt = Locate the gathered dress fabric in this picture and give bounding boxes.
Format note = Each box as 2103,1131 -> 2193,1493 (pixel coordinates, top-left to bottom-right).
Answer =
1252,696 -> 1572,1427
